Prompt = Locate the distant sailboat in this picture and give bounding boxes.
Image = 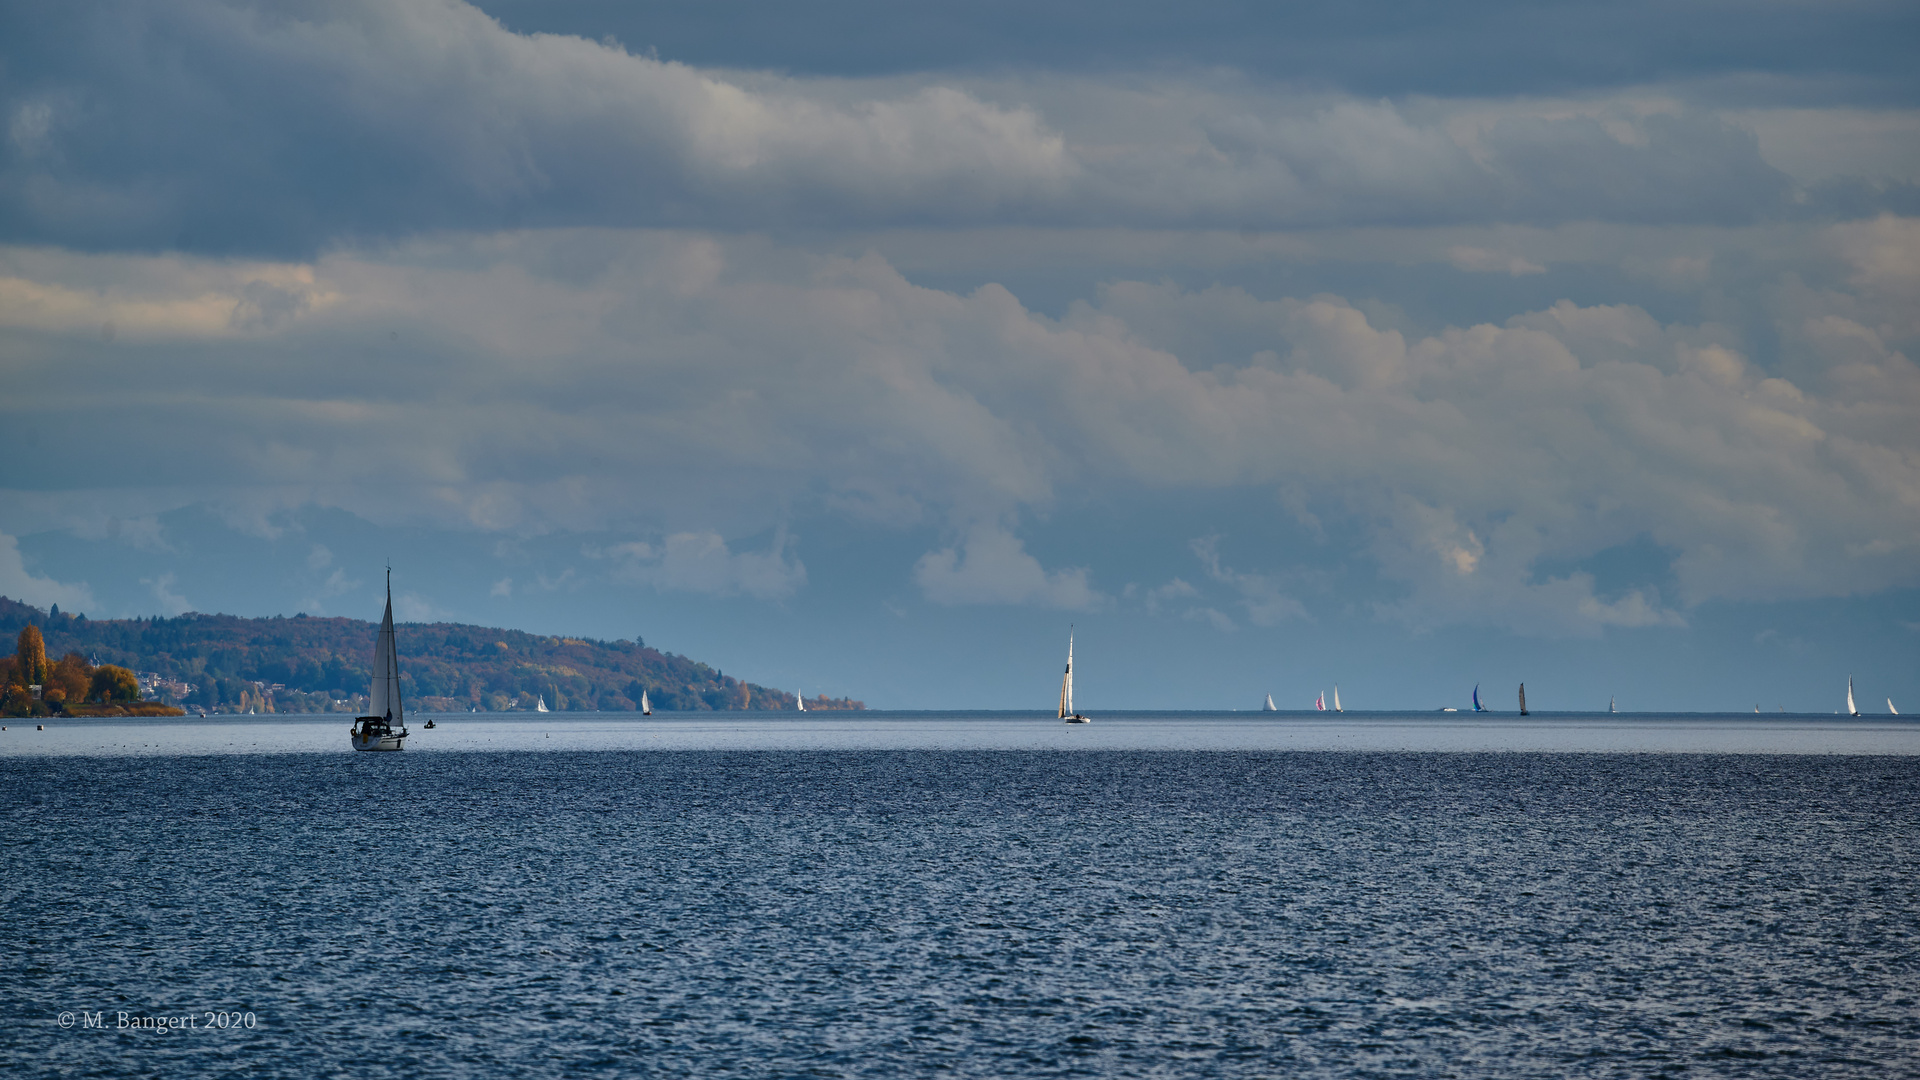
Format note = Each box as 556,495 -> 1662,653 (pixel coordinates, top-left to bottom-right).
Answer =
640,689 -> 651,716
535,695 -> 549,713
1609,695 -> 1616,714
1518,683 -> 1528,716
350,569 -> 409,752
1264,694 -> 1276,712
1472,684 -> 1485,712
1333,685 -> 1343,713
1846,676 -> 1859,717
1890,698 -> 1899,715
796,691 -> 806,712
1314,692 -> 1326,711
1058,630 -> 1090,723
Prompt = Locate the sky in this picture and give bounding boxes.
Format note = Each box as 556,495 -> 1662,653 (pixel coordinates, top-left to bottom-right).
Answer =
3,0 -> 1917,711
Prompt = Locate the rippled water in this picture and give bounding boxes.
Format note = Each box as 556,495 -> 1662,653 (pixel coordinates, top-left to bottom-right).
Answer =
4,721 -> 1918,1077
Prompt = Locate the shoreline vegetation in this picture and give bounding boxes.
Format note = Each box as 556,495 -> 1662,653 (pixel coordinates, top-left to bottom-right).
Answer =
0,596 -> 862,717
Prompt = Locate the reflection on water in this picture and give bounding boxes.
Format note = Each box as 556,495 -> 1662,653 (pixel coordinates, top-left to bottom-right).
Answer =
5,711 -> 1919,756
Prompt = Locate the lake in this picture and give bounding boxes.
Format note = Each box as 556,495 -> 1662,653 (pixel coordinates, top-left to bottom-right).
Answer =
4,714 -> 1916,1076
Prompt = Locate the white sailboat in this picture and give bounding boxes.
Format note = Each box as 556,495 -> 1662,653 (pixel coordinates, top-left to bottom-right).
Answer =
640,688 -> 651,716
1890,698 -> 1899,715
1846,676 -> 1859,717
796,691 -> 806,712
535,694 -> 550,713
1264,693 -> 1277,712
1058,630 -> 1089,723
1333,685 -> 1343,713
350,570 -> 409,752
1609,695 -> 1616,714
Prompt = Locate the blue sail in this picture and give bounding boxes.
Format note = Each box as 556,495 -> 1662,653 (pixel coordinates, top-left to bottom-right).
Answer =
1472,684 -> 1484,712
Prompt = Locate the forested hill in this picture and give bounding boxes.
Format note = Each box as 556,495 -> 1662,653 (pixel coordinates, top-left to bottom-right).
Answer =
0,597 -> 861,714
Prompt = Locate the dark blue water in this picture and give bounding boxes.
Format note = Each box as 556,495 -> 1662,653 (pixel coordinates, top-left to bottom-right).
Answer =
4,750 -> 1917,1077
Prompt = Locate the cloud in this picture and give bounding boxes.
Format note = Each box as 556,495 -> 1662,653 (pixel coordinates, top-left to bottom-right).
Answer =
914,525 -> 1103,610
0,0 -> 1833,257
394,592 -> 451,622
1189,537 -> 1308,626
490,577 -> 512,597
1447,245 -> 1546,275
141,572 -> 190,617
599,530 -> 806,600
3,219 -> 1917,635
0,532 -> 95,612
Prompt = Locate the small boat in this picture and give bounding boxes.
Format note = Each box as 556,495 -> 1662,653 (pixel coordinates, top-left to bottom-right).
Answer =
640,689 -> 651,716
1264,694 -> 1276,712
535,695 -> 549,713
1314,692 -> 1325,711
1333,685 -> 1342,713
797,691 -> 806,713
1439,707 -> 1457,712
350,569 -> 409,752
1472,684 -> 1486,713
1518,682 -> 1528,716
1609,696 -> 1616,714
424,718 -> 436,729
1846,675 -> 1859,717
1754,704 -> 1760,714
1891,698 -> 1900,715
1058,630 -> 1090,723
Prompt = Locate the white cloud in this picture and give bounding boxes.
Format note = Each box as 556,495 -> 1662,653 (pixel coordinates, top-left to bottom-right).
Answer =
600,531 -> 806,600
490,577 -> 513,597
0,533 -> 95,613
914,525 -> 1103,610
0,1 -> 1835,253
141,572 -> 190,616
394,592 -> 451,622
3,219 -> 1917,635
1189,537 -> 1308,626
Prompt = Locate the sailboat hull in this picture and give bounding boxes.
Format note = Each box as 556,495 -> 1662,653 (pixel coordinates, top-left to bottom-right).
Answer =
1062,715 -> 1091,724
352,734 -> 405,751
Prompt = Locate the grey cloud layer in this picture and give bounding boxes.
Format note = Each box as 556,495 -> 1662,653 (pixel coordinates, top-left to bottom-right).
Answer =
0,0 -> 1858,256
4,220 -> 1915,633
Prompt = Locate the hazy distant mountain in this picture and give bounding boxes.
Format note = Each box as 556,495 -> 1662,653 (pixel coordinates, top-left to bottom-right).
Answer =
0,597 -> 860,714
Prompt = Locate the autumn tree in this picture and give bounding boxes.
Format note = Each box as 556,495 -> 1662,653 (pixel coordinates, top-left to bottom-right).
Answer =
14,624 -> 47,688
91,664 -> 140,704
45,653 -> 92,711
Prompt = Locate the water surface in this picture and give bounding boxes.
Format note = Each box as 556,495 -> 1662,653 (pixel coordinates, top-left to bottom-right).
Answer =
3,718 -> 1916,1077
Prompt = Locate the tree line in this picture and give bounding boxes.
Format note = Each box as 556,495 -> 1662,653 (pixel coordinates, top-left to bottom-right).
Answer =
2,622 -> 163,718
0,596 -> 863,714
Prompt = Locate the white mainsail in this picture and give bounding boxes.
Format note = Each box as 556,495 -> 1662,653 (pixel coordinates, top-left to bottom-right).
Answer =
1333,685 -> 1342,713
797,691 -> 806,712
1058,634 -> 1075,719
1264,693 -> 1276,712
640,689 -> 651,715
1847,676 -> 1858,716
535,695 -> 549,713
368,585 -> 403,726
1890,698 -> 1899,715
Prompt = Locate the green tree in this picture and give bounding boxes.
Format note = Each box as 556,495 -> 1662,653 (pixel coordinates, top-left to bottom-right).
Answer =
14,624 -> 47,688
91,665 -> 140,704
